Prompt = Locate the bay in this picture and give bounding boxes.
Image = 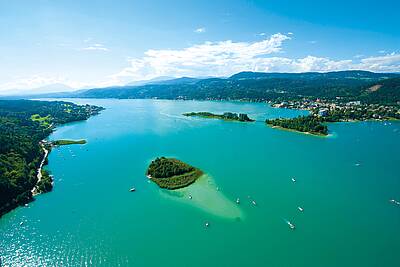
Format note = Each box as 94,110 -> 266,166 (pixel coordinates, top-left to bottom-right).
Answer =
1,99 -> 399,266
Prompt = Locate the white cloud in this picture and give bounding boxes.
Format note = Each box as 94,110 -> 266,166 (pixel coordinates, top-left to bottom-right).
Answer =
81,43 -> 109,52
357,53 -> 400,72
2,33 -> 399,93
111,33 -> 400,84
112,33 -> 291,83
194,27 -> 206,33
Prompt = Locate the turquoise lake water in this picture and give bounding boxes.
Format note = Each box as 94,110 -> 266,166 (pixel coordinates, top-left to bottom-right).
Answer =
1,99 -> 400,266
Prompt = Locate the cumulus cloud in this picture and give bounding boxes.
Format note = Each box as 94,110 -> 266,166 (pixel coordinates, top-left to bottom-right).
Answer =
357,52 -> 400,72
112,33 -> 291,83
2,33 -> 399,93
111,33 -> 400,83
194,27 -> 206,33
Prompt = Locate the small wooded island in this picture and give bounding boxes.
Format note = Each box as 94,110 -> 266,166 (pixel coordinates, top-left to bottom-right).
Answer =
146,157 -> 203,189
266,115 -> 328,136
183,112 -> 254,122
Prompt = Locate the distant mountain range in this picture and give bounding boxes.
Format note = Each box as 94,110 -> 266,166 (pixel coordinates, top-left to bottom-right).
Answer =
4,70 -> 400,105
0,83 -> 74,96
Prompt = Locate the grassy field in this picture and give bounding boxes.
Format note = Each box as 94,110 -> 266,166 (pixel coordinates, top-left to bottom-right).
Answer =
31,114 -> 51,127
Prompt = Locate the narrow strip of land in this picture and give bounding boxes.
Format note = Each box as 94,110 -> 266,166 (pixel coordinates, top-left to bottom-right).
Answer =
32,142 -> 49,196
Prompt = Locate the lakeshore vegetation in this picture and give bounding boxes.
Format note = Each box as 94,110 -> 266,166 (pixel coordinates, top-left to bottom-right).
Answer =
146,157 -> 203,189
0,100 -> 103,217
183,112 -> 254,122
43,70 -> 399,129
53,139 -> 87,146
266,116 -> 328,136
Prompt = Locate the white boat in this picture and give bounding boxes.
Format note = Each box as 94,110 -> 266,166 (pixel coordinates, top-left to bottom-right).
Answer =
205,222 -> 209,227
390,199 -> 400,205
291,178 -> 296,182
236,198 -> 240,204
189,195 -> 193,199
287,221 -> 295,229
129,187 -> 136,192
20,222 -> 24,226
252,200 -> 257,206
298,206 -> 304,212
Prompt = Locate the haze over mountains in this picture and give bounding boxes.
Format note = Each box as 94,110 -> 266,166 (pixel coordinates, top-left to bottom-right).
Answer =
8,70 -> 396,105
2,70 -> 399,105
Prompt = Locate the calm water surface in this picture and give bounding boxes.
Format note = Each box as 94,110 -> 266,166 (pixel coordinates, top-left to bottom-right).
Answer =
1,99 -> 399,266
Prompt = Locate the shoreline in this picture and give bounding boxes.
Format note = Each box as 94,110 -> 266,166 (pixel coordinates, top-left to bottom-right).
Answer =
268,125 -> 328,137
31,141 -> 50,196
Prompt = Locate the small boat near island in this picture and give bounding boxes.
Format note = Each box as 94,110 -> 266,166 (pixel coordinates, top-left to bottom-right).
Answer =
291,178 -> 296,183
236,198 -> 240,204
389,199 -> 400,205
129,187 -> 136,192
189,194 -> 193,199
252,200 -> 257,206
298,206 -> 304,212
205,222 -> 210,227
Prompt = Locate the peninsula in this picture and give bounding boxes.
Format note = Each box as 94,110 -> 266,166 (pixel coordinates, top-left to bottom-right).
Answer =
53,139 -> 87,146
0,100 -> 104,218
146,157 -> 203,189
266,116 -> 328,136
183,112 -> 254,122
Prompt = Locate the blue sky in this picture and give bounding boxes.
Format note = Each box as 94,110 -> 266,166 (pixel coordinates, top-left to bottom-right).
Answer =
0,0 -> 399,93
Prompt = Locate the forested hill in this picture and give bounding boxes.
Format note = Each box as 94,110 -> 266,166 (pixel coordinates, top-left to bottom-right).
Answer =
0,100 -> 103,217
359,77 -> 400,105
48,70 -> 400,105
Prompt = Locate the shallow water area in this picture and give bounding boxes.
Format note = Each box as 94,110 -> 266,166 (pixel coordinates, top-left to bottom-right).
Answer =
0,99 -> 399,267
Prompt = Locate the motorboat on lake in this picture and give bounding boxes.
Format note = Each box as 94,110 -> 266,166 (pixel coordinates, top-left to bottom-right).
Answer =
287,221 -> 295,230
130,187 -> 136,192
298,206 -> 304,212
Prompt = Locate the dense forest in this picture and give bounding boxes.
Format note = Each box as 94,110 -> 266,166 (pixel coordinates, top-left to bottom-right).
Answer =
147,157 -> 203,189
147,157 -> 195,178
42,70 -> 400,105
266,116 -> 328,136
0,100 -> 103,217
